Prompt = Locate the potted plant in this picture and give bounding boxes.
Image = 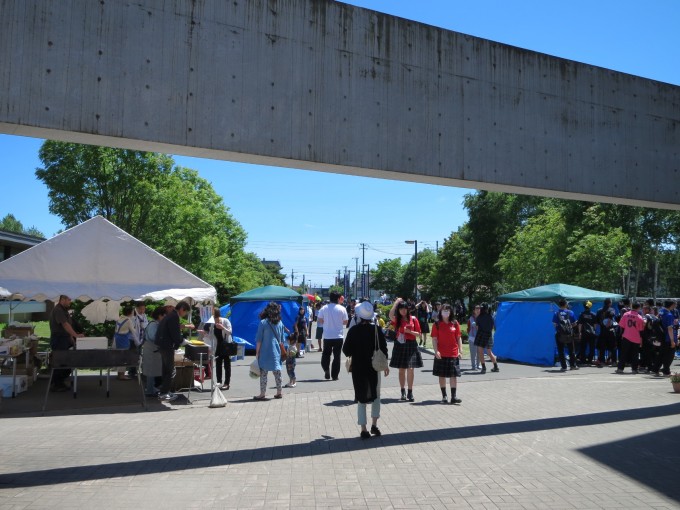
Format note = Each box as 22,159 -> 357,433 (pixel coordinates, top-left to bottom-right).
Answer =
670,373 -> 680,393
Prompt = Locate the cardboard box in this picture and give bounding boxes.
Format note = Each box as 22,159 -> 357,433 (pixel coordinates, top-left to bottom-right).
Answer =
0,375 -> 28,395
2,326 -> 34,338
76,337 -> 109,350
0,367 -> 36,386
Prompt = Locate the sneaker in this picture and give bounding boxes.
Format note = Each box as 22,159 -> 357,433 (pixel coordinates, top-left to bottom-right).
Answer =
284,382 -> 297,388
407,392 -> 414,402
400,393 -> 407,401
570,365 -> 579,370
615,369 -> 624,374
159,393 -> 178,402
450,397 -> 462,405
370,425 -> 382,436
491,366 -> 500,373
441,397 -> 448,404
360,430 -> 371,439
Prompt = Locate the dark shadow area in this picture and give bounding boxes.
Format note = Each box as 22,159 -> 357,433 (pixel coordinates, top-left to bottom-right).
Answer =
578,425 -> 680,503
410,399 -> 447,407
380,398 -> 407,405
2,403 -> 679,489
322,399 -> 355,407
296,379 -> 327,383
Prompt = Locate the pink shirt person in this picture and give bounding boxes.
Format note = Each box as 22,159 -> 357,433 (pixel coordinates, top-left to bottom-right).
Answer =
620,310 -> 646,344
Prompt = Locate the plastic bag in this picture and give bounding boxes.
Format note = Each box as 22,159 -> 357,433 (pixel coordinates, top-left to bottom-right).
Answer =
249,358 -> 261,379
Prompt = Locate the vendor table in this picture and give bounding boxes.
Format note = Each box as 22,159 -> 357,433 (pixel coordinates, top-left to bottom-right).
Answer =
0,348 -> 30,398
43,349 -> 146,412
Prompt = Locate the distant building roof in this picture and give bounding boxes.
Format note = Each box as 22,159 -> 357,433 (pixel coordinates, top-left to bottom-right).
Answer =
0,229 -> 45,248
261,259 -> 281,269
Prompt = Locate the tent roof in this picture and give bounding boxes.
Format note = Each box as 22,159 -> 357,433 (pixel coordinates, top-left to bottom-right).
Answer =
0,216 -> 216,303
230,285 -> 301,304
497,283 -> 624,303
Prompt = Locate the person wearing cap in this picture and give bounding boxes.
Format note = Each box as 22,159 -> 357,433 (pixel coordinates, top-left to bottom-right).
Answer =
342,301 -> 389,439
577,301 -> 598,366
553,299 -> 578,371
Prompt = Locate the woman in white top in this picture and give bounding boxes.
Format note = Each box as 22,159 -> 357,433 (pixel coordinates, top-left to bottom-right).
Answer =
203,309 -> 233,390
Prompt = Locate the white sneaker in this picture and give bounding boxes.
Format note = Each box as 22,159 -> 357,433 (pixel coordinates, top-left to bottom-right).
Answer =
159,393 -> 178,402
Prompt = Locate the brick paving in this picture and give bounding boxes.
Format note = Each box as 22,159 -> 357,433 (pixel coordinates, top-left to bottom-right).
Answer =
1,346 -> 679,509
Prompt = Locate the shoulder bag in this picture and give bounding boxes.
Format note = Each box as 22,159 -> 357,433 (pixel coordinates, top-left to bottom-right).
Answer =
372,324 -> 389,372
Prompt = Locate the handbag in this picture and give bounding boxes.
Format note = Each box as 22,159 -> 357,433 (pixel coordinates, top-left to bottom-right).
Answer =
225,342 -> 238,356
372,324 -> 389,372
345,356 -> 352,373
249,358 -> 261,379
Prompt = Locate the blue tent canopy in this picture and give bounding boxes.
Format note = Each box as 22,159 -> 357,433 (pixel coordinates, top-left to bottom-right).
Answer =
219,286 -> 302,347
494,284 -> 622,366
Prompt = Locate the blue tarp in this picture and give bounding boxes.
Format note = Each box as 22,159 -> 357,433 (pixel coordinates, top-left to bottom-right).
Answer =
494,300 -> 609,366
220,300 -> 299,347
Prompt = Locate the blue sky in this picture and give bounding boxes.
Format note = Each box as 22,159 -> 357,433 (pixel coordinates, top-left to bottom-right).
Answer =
1,0 -> 678,287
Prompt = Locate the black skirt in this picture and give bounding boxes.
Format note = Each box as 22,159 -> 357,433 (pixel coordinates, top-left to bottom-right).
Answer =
389,341 -> 423,369
475,330 -> 494,349
418,318 -> 430,334
433,357 -> 461,377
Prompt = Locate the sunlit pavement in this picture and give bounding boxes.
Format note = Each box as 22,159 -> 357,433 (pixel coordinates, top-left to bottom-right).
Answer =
1,343 -> 678,509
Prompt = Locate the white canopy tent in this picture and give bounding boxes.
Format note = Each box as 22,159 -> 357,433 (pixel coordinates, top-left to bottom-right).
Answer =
0,216 -> 217,319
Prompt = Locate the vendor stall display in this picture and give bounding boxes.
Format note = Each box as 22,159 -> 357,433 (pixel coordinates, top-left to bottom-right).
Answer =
43,349 -> 146,412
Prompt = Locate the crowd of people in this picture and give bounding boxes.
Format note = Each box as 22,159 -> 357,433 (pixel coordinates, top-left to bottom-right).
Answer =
47,291 -> 678,439
554,297 -> 679,375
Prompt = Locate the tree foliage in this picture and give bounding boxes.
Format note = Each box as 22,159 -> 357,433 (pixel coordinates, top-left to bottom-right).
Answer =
35,141 -> 273,303
0,214 -> 45,238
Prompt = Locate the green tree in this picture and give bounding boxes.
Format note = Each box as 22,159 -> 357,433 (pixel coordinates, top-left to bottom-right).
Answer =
370,258 -> 403,297
463,191 -> 542,295
0,213 -> 45,238
430,225 -> 483,304
35,141 -> 267,303
496,205 -> 568,292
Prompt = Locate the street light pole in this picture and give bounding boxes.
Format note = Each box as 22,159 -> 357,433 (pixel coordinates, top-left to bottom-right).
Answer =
405,240 -> 417,300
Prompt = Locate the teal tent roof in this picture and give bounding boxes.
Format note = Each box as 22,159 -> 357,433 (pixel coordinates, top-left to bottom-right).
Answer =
497,283 -> 624,303
230,285 -> 302,304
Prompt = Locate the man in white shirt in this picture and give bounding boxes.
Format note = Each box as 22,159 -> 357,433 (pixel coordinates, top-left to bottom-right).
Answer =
318,291 -> 348,380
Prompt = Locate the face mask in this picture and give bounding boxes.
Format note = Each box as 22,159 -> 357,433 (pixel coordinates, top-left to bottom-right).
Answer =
440,311 -> 450,319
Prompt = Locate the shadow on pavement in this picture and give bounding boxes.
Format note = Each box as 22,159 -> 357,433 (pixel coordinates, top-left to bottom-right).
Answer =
578,424 -> 680,503
3,402 -> 679,491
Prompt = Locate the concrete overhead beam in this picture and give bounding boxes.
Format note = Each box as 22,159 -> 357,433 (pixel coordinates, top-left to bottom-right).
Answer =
1,0 -> 679,208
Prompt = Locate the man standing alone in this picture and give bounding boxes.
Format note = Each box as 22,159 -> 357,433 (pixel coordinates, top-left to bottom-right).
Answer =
318,291 -> 348,381
49,295 -> 85,391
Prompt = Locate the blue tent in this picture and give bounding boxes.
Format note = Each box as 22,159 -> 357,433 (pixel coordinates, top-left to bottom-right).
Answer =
219,286 -> 303,348
494,284 -> 623,366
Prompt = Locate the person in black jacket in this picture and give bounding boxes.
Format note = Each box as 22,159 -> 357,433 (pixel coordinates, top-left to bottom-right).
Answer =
342,301 -> 389,439
577,301 -> 598,365
155,301 -> 192,402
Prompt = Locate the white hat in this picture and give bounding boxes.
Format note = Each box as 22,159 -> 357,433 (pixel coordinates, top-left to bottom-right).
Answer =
355,301 -> 374,321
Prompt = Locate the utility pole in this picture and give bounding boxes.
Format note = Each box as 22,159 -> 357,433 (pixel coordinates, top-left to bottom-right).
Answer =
353,257 -> 359,299
291,269 -> 295,288
436,240 -> 439,255
361,243 -> 366,298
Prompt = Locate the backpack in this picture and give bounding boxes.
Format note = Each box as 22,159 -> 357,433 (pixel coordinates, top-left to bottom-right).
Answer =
556,313 -> 574,343
114,318 -> 131,349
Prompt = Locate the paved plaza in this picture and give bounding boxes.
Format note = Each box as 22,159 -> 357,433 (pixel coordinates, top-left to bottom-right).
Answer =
1,346 -> 679,509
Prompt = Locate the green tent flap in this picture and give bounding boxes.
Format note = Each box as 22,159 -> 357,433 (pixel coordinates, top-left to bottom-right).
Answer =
497,283 -> 624,303
230,285 -> 302,304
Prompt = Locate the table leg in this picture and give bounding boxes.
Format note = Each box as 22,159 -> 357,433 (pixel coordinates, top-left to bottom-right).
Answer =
42,369 -> 54,413
106,369 -> 110,398
73,368 -> 77,399
11,356 -> 16,398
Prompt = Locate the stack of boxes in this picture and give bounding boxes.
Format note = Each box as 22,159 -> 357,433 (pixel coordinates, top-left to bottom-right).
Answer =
0,325 -> 38,396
